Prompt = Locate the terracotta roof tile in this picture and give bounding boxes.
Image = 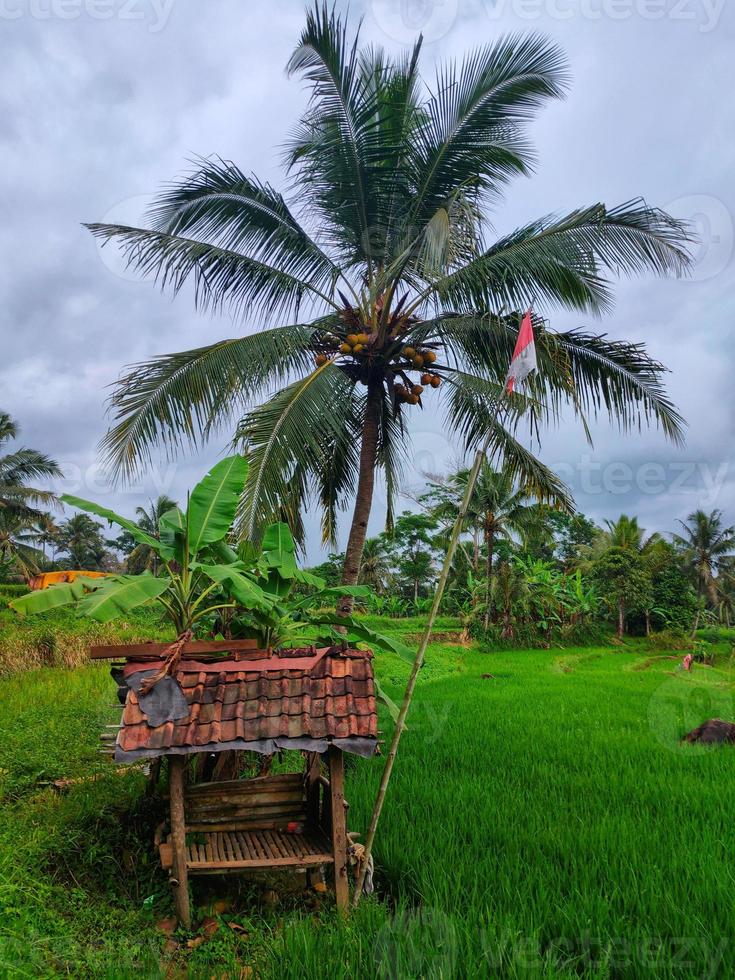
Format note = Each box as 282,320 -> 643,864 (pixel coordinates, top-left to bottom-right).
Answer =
117,647 -> 378,757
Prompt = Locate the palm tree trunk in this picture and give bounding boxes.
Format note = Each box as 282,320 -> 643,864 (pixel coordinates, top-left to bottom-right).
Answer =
483,521 -> 495,630
339,384 -> 382,614
691,605 -> 701,638
645,609 -> 651,637
617,598 -> 625,639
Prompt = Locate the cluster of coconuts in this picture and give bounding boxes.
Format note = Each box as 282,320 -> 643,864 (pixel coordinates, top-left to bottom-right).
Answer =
401,346 -> 436,369
340,332 -> 370,355
314,332 -> 370,366
394,383 -> 424,405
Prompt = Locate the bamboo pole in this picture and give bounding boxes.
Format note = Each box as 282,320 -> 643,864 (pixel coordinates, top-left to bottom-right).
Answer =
353,428 -> 496,905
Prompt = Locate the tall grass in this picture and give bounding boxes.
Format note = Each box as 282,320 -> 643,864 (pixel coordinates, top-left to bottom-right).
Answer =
0,603 -> 172,675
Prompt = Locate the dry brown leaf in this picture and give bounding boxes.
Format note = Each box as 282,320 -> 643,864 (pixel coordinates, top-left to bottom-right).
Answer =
186,917 -> 220,949
156,917 -> 178,936
239,968 -> 254,979
227,922 -> 249,935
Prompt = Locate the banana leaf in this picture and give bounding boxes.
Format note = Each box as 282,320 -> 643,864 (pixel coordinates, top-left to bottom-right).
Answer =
187,455 -> 248,554
310,614 -> 414,663
10,576 -> 105,617
158,506 -> 186,562
75,574 -> 171,623
197,564 -> 275,611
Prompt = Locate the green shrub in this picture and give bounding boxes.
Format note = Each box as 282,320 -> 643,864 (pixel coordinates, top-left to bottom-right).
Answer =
468,620 -> 610,649
645,628 -> 694,651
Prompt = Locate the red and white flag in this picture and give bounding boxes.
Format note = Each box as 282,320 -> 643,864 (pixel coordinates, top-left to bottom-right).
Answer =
505,310 -> 537,392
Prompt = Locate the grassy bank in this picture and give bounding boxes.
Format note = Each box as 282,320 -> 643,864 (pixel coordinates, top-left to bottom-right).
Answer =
0,591 -> 172,675
1,621 -> 735,977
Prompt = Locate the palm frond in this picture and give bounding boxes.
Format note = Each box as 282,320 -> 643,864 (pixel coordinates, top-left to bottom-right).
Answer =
442,369 -> 573,510
0,448 -> 63,485
407,34 -> 569,229
235,361 -> 358,541
100,324 -> 322,479
425,201 -> 691,314
146,155 -> 346,296
415,313 -> 686,445
85,222 -> 339,323
286,3 -> 376,265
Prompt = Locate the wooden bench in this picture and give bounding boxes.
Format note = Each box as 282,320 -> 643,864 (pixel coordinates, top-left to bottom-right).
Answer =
159,749 -> 350,921
158,770 -> 334,873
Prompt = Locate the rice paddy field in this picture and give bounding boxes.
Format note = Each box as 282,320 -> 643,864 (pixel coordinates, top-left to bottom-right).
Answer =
1,617 -> 735,978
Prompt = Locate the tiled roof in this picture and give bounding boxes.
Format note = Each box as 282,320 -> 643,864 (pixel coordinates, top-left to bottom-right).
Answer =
115,647 -> 378,760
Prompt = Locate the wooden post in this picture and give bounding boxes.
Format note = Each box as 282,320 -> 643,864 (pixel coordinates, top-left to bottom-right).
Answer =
328,746 -> 349,911
169,755 -> 191,929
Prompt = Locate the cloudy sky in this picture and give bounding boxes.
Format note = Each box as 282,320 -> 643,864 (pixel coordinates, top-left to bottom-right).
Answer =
1,0 -> 733,561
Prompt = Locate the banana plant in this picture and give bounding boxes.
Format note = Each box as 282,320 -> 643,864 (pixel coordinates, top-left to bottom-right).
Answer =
223,521 -> 414,662
10,455 -> 274,633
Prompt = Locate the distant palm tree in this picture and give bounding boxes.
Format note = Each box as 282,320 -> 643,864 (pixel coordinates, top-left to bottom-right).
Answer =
357,536 -> 392,594
674,509 -> 735,606
125,495 -> 178,574
587,514 -> 662,634
56,514 -> 111,571
0,414 -> 62,580
86,4 -> 688,607
593,514 -> 660,554
434,462 -> 538,625
31,512 -> 60,562
0,511 -> 45,581
0,412 -> 61,520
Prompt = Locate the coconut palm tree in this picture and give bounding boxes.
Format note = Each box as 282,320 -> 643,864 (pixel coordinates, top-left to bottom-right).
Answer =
357,535 -> 392,594
599,514 -> 660,553
0,412 -> 62,520
56,514 -> 111,571
431,462 -> 538,624
674,509 -> 735,606
85,5 -> 689,603
31,512 -> 60,563
123,494 -> 178,574
0,511 -> 46,581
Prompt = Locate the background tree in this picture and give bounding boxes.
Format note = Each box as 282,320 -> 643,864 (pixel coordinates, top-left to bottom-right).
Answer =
56,514 -> 114,571
114,495 -> 178,574
86,5 -> 688,601
357,536 -> 393,594
31,512 -> 60,564
0,511 -> 46,581
0,413 -> 62,580
645,541 -> 697,632
592,547 -> 652,638
388,512 -> 437,602
0,412 -> 61,519
674,509 -> 735,610
549,511 -> 598,569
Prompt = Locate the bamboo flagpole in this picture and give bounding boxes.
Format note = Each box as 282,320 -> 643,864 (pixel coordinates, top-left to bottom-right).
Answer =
352,310 -> 537,906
